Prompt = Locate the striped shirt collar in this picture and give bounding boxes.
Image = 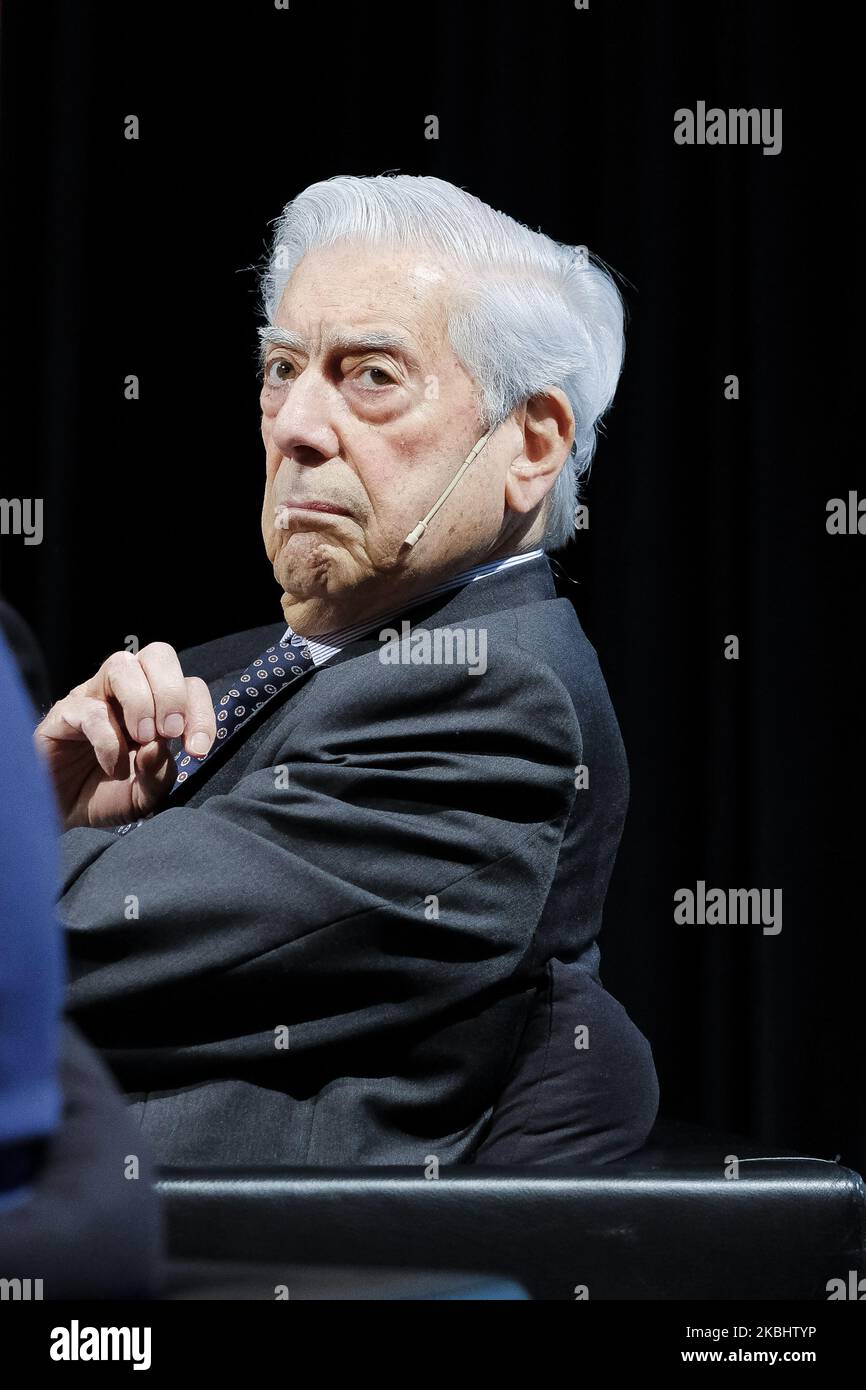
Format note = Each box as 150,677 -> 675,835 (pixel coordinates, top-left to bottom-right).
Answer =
280,548 -> 546,668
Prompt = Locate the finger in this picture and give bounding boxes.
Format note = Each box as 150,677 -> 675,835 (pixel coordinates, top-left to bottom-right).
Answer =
131,740 -> 176,811
57,696 -> 129,779
100,650 -> 157,746
182,676 -> 217,758
136,641 -> 189,741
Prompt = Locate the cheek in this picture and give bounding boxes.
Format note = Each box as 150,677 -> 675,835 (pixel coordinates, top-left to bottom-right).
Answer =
362,459 -> 417,528
372,481 -> 440,557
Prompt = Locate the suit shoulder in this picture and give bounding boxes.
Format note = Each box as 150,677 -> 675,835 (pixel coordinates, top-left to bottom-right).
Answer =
310,604 -> 581,750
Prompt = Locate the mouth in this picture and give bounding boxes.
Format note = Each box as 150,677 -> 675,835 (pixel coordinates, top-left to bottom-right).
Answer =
276,503 -> 350,519
273,500 -> 353,531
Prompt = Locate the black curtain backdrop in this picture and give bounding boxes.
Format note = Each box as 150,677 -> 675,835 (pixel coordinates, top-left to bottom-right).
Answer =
1,2 -> 862,1171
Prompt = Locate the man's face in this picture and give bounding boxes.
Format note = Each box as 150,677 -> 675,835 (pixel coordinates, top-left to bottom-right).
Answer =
259,242 -> 512,626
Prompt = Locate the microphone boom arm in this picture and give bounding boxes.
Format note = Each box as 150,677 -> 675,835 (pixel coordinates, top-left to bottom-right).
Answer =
402,426 -> 497,548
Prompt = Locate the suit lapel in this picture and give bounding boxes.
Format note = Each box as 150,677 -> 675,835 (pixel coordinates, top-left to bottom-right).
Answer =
169,554 -> 558,806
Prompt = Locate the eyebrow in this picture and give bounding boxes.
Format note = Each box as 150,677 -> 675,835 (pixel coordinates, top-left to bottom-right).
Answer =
257,325 -> 423,372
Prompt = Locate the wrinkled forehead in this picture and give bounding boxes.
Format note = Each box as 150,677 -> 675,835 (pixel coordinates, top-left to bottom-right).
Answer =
274,241 -> 460,352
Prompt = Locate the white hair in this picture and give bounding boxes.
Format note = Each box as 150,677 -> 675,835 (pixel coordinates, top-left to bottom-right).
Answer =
258,174 -> 626,551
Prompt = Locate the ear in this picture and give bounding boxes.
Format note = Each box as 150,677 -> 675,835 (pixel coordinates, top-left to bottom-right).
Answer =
504,389 -> 575,516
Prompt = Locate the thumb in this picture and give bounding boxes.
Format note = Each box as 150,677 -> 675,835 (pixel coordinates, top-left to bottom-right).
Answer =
133,739 -> 177,807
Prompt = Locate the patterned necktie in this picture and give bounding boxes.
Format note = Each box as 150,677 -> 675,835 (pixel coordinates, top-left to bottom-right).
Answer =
170,630 -> 315,793
115,629 -> 315,835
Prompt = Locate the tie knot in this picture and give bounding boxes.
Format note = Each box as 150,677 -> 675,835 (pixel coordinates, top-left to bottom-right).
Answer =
280,628 -> 313,663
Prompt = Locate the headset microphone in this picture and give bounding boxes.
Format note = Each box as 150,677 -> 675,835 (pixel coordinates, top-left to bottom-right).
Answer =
402,425 -> 497,548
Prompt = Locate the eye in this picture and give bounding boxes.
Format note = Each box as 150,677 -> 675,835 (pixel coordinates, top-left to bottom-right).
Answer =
264,357 -> 294,387
356,365 -> 396,388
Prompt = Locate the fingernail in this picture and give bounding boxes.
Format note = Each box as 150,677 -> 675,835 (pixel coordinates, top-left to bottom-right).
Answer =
189,732 -> 210,757
137,718 -> 156,744
164,713 -> 184,738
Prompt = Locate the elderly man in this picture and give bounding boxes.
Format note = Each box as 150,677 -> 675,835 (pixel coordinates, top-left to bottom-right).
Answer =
36,174 -> 658,1167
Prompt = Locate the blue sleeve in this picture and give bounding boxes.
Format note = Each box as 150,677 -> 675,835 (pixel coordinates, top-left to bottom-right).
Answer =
0,627 -> 65,1147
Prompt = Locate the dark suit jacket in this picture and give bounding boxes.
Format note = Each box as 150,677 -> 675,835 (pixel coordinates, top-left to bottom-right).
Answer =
60,554 -> 630,1166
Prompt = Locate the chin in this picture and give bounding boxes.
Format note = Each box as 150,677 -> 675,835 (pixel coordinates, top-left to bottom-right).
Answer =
275,531 -> 345,594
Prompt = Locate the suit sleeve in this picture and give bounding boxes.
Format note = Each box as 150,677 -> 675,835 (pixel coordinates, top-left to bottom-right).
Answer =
59,637 -> 581,1066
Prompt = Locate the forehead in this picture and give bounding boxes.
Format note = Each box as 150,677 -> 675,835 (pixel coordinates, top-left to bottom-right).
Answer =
274,241 -> 455,351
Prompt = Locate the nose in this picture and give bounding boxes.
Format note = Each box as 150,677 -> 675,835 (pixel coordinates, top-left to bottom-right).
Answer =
268,367 -> 341,465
